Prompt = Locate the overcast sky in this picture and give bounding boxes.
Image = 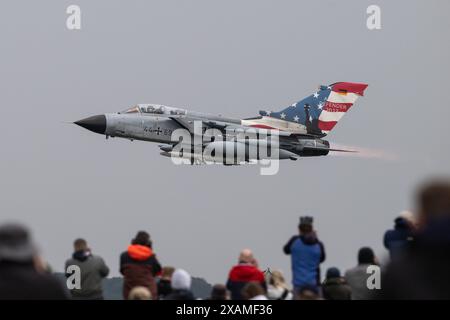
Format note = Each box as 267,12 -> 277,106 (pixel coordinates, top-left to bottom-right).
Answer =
1,0 -> 449,284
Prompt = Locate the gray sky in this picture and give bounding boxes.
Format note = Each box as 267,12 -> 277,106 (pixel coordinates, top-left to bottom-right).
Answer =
1,0 -> 449,284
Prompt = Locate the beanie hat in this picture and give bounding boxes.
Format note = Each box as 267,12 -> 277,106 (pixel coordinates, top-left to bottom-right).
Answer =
171,269 -> 192,290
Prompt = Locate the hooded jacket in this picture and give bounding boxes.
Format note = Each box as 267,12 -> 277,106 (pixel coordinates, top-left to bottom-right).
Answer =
120,244 -> 162,300
65,250 -> 110,299
283,233 -> 326,288
226,263 -> 266,300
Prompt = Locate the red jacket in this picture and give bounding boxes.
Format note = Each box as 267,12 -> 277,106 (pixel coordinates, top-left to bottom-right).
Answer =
226,263 -> 266,300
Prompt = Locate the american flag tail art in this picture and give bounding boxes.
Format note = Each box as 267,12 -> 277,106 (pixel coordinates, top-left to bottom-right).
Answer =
260,82 -> 368,136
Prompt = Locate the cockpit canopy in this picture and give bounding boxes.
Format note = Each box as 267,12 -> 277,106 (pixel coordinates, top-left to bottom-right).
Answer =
120,104 -> 187,116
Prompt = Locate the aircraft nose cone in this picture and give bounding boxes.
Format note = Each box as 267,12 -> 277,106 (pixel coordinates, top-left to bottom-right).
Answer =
74,115 -> 106,135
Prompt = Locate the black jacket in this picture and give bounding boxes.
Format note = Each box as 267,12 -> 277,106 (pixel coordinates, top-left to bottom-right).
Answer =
378,217 -> 450,299
0,261 -> 69,300
165,289 -> 195,300
157,279 -> 172,299
383,217 -> 414,259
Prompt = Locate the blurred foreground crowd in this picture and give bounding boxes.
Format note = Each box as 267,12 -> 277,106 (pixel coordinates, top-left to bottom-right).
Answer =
0,179 -> 449,300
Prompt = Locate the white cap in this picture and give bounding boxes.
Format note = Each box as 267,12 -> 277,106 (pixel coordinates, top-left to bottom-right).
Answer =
171,269 -> 192,290
399,210 -> 416,224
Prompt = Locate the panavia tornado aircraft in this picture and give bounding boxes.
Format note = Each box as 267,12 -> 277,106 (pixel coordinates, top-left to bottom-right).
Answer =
74,82 -> 368,164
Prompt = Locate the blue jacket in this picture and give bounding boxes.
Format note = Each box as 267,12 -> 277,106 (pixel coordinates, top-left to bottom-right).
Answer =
384,217 -> 414,259
284,234 -> 325,287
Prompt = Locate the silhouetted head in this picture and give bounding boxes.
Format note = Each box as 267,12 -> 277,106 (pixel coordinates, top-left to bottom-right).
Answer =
241,282 -> 266,300
0,223 -> 37,263
297,284 -> 320,300
73,238 -> 88,251
358,247 -> 375,265
161,266 -> 175,280
416,179 -> 450,226
238,249 -> 254,264
210,284 -> 229,300
298,216 -> 314,235
326,267 -> 341,279
132,231 -> 152,248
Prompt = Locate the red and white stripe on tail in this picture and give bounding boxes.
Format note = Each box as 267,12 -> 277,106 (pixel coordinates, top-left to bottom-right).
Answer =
318,82 -> 368,134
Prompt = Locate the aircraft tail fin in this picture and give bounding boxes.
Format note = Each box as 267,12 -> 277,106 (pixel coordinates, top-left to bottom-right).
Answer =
259,82 -> 368,135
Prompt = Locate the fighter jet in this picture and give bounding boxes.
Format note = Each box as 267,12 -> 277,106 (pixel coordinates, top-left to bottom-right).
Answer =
74,82 -> 368,165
